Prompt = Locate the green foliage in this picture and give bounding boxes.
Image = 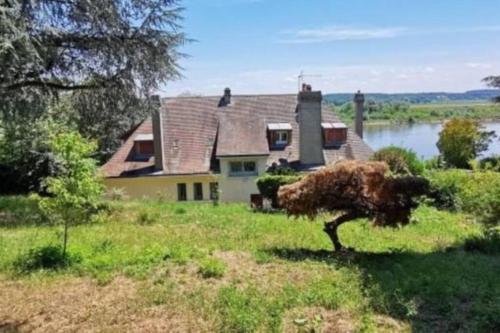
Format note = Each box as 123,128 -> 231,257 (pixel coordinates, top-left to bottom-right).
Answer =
426,169 -> 500,226
437,118 -> 496,168
266,163 -> 298,176
38,131 -> 103,254
198,257 -> 226,279
136,210 -> 160,225
256,174 -> 302,208
479,155 -> 500,172
13,245 -> 77,273
332,101 -> 500,124
464,229 -> 500,254
372,146 -> 424,175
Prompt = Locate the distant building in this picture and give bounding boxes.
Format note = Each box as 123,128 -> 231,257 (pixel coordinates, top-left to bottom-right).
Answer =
101,85 -> 373,202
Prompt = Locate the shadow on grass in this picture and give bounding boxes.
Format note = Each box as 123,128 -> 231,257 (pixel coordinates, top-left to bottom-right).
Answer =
266,242 -> 500,332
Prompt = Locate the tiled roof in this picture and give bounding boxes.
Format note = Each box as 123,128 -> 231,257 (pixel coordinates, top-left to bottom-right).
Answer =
101,93 -> 374,177
100,119 -> 156,177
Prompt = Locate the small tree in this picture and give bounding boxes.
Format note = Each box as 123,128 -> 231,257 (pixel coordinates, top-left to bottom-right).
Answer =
437,118 -> 496,169
256,174 -> 302,208
39,132 -> 103,256
278,160 -> 429,252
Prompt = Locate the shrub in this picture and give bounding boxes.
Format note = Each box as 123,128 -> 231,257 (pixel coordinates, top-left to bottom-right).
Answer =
371,146 -> 424,175
256,174 -> 302,208
13,245 -> 79,272
464,229 -> 500,254
136,210 -> 159,225
479,155 -> 500,172
426,169 -> 500,226
198,257 -> 226,279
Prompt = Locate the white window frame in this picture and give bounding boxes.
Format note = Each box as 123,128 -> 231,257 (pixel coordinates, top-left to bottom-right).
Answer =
275,131 -> 289,146
228,161 -> 258,177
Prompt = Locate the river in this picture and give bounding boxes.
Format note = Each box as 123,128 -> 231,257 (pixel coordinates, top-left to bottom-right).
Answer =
364,121 -> 500,159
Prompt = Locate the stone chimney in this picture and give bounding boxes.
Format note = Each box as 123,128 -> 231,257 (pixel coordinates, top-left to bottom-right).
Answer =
151,95 -> 164,171
353,90 -> 365,138
298,85 -> 325,165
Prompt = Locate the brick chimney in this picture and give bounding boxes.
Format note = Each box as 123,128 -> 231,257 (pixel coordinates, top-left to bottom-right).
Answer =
219,87 -> 231,107
353,90 -> 365,138
298,85 -> 325,165
151,95 -> 164,171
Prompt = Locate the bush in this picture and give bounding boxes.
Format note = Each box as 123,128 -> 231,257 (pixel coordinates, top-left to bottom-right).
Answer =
479,155 -> 500,172
426,169 -> 500,226
256,174 -> 302,208
371,146 -> 424,175
198,257 -> 226,279
14,245 -> 78,272
464,229 -> 500,254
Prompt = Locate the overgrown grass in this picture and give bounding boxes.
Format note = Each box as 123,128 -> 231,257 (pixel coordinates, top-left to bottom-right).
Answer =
0,196 -> 498,332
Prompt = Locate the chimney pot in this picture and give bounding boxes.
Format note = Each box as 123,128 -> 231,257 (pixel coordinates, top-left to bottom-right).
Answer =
223,87 -> 231,105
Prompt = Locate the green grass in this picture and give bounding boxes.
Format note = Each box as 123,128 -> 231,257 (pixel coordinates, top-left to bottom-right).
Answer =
334,102 -> 500,124
1,196 -> 499,332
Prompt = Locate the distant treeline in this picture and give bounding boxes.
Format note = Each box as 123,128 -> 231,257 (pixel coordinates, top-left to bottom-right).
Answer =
324,89 -> 500,105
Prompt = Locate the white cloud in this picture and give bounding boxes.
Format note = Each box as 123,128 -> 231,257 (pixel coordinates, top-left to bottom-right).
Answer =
161,61 -> 500,96
279,25 -> 500,44
465,62 -> 492,69
279,26 -> 406,43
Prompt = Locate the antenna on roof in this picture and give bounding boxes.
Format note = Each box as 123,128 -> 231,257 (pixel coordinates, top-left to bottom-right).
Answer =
298,70 -> 322,91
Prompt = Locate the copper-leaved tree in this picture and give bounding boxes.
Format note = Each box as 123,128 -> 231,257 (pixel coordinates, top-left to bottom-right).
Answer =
278,160 -> 429,252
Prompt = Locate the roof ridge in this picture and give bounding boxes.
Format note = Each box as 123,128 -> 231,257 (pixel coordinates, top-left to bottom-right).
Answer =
162,93 -> 297,100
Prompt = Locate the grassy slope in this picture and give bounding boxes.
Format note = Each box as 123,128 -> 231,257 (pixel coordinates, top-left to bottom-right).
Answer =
334,102 -> 500,124
0,197 -> 499,332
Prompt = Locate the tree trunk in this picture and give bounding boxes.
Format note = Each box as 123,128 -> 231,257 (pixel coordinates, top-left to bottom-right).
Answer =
323,212 -> 359,252
62,220 -> 69,257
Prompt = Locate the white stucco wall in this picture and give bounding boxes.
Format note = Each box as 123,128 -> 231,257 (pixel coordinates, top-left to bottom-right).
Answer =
217,156 -> 268,202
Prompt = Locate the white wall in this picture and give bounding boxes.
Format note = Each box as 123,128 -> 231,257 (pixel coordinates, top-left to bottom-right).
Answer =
218,156 -> 268,202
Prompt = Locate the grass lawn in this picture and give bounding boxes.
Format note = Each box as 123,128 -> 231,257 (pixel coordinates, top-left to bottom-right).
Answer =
0,196 -> 499,332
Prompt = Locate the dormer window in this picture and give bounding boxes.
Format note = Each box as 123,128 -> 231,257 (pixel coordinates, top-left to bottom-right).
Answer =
133,134 -> 154,160
322,122 -> 347,147
267,123 -> 292,149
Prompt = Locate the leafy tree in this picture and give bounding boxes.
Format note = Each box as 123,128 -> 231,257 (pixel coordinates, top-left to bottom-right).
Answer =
278,160 -> 429,252
1,0 -> 186,183
0,105 -> 69,194
70,87 -> 158,162
437,118 -> 496,169
39,132 -> 103,256
1,0 -> 186,97
483,76 -> 500,103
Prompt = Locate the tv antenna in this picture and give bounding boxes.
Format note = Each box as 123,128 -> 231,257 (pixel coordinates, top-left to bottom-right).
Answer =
298,71 -> 322,91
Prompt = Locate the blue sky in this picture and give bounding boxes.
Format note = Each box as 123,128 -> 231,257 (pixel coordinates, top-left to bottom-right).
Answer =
162,0 -> 500,96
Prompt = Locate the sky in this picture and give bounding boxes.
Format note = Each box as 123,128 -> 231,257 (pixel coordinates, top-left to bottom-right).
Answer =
162,0 -> 500,96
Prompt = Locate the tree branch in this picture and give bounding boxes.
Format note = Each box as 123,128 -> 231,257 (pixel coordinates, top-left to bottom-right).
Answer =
5,80 -> 101,91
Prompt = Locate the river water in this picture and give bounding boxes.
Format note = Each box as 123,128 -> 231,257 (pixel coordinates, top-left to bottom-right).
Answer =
363,122 -> 500,159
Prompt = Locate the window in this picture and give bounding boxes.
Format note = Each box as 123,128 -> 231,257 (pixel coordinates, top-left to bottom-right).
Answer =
193,183 -> 203,201
322,122 -> 347,147
275,131 -> 288,145
177,183 -> 187,201
133,140 -> 154,160
229,161 -> 257,176
269,130 -> 290,148
210,182 -> 219,200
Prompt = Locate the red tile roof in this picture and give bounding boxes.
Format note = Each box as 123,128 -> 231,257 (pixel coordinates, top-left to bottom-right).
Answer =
101,93 -> 373,177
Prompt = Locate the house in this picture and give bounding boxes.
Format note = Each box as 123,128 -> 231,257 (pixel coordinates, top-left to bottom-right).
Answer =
101,85 -> 373,202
